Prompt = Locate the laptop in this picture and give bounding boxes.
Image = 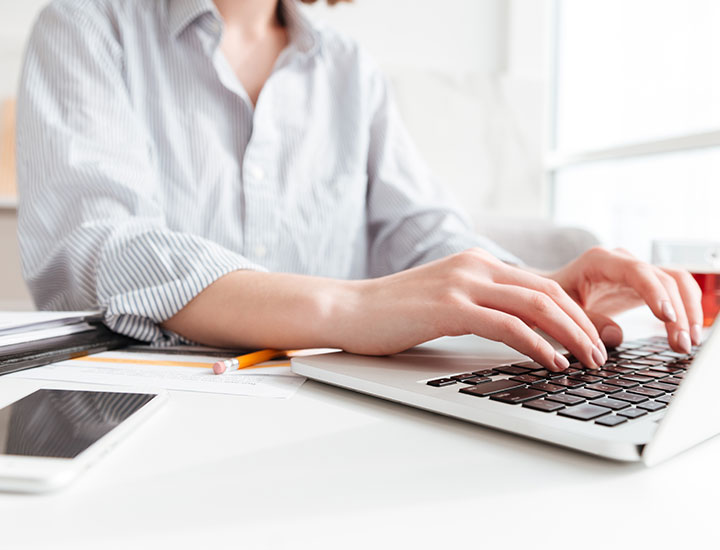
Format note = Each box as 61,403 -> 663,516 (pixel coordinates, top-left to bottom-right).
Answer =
292,322 -> 720,465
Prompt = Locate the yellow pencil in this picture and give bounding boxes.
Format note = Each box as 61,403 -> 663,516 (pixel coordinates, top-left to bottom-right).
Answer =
212,349 -> 296,374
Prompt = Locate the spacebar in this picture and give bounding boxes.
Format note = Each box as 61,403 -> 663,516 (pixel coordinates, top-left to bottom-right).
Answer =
459,379 -> 524,397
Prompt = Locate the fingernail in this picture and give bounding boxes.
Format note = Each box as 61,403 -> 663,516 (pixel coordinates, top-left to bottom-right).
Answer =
554,352 -> 569,371
691,324 -> 702,346
600,325 -> 623,347
661,300 -> 677,323
592,345 -> 605,368
677,330 -> 691,354
596,339 -> 608,362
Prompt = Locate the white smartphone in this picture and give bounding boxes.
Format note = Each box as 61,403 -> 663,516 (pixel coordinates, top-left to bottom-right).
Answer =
0,387 -> 168,493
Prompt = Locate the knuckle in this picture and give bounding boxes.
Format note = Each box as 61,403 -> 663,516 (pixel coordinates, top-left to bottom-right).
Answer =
630,261 -> 652,280
468,246 -> 493,260
613,246 -> 634,257
675,270 -> 702,296
543,279 -> 564,297
656,270 -> 676,287
450,250 -> 477,270
529,337 -> 547,360
529,292 -> 553,315
438,287 -> 465,311
498,315 -> 523,335
446,266 -> 472,289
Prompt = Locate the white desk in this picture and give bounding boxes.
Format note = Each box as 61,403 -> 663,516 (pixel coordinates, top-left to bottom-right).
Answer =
0,309 -> 717,549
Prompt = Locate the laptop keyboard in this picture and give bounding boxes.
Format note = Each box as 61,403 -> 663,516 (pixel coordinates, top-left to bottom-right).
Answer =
426,337 -> 697,427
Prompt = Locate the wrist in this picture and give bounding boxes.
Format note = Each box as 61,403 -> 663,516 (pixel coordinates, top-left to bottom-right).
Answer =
314,278 -> 369,350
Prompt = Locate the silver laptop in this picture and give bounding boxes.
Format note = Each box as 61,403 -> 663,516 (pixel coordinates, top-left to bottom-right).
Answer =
292,324 -> 720,465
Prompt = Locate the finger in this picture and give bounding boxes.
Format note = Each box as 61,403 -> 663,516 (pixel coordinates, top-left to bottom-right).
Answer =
585,311 -> 624,348
594,252 -> 677,324
493,266 -> 602,345
656,270 -> 692,353
662,267 -> 704,345
467,305 -> 569,372
476,284 -> 604,369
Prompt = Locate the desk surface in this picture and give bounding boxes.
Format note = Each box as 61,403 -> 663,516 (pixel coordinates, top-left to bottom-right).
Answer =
0,309 -> 716,550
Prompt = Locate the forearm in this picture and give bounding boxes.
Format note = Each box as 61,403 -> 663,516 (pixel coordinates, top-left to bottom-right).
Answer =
161,270 -> 361,349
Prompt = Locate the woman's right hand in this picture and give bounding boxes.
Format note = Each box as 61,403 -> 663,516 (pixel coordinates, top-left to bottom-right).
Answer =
334,248 -> 607,371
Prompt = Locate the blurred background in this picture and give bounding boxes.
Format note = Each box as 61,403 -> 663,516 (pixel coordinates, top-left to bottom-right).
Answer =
0,0 -> 718,309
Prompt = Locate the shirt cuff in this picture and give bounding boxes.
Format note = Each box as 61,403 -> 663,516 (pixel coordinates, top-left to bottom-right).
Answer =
98,234 -> 266,344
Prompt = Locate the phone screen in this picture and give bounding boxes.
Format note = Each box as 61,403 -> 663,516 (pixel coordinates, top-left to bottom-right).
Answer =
0,389 -> 156,459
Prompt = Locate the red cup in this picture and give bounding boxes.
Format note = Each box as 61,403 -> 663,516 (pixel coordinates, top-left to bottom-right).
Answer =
691,272 -> 720,327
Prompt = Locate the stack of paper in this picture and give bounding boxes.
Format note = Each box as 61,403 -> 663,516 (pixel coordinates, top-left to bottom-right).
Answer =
0,310 -> 132,377
0,311 -> 100,348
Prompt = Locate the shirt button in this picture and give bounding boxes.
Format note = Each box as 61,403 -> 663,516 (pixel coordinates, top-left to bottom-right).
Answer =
254,244 -> 267,258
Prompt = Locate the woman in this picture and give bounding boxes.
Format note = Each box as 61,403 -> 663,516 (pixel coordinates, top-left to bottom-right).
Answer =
17,0 -> 702,372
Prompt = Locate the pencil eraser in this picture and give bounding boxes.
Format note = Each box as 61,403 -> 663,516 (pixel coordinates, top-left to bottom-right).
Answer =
212,361 -> 227,375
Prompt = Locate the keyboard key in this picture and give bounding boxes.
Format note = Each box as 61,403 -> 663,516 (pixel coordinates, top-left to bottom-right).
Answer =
656,394 -> 673,404
460,376 -> 492,385
611,392 -> 648,404
494,365 -> 532,375
548,377 -> 585,389
620,375 -> 654,384
531,382 -> 565,394
596,415 -> 628,427
566,367 -> 582,374
532,370 -> 565,379
645,382 -> 677,392
509,374 -> 543,384
559,404 -> 611,421
427,378 -> 456,387
658,350 -> 688,359
636,369 -> 669,379
621,349 -> 651,356
637,401 -> 666,412
472,369 -> 496,377
490,387 -> 547,404
569,374 -> 603,384
591,397 -> 630,410
514,361 -> 546,372
593,370 -> 619,379
459,379 -> 524,397
661,377 -> 682,386
523,399 -> 565,412
604,365 -> 636,375
616,352 -> 646,360
451,373 -> 478,381
648,365 -> 680,374
585,383 -> 622,394
627,386 -> 664,398
545,393 -> 585,406
567,388 -> 604,400
632,359 -> 666,367
604,378 -> 639,389
618,408 -> 647,419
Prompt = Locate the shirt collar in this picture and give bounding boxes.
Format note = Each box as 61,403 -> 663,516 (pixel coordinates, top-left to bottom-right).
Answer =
167,0 -> 219,38
166,0 -> 320,57
279,0 -> 320,57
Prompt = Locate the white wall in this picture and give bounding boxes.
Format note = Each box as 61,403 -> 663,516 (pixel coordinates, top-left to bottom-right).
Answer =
0,0 -> 48,98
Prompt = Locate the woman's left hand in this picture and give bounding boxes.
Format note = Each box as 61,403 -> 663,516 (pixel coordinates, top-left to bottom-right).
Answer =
547,247 -> 703,353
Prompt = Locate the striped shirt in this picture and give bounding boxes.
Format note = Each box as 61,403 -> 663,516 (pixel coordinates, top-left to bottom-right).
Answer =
17,0 -> 516,344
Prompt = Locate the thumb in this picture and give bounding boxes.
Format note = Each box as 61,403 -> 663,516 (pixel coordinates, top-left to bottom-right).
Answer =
586,311 -> 624,348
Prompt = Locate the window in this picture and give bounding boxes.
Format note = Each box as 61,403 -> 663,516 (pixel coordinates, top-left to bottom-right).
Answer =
547,0 -> 720,260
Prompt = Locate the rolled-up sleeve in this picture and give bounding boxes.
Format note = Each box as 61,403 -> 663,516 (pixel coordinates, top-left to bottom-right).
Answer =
365,66 -> 520,276
16,4 -> 263,344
